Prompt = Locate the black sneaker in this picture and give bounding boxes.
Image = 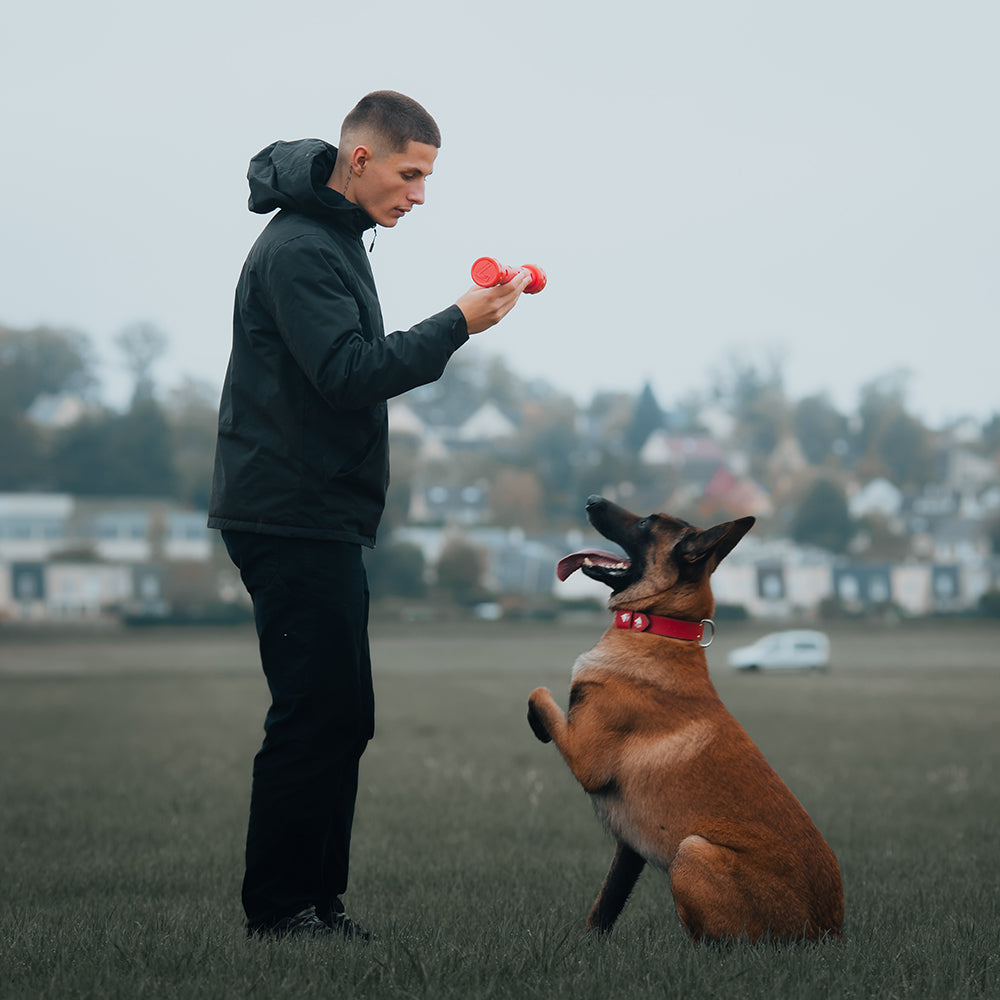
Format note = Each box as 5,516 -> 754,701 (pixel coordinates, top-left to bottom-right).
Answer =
320,902 -> 372,941
247,906 -> 337,939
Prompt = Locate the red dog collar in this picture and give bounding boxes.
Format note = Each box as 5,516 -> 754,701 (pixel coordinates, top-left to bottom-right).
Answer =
613,610 -> 716,647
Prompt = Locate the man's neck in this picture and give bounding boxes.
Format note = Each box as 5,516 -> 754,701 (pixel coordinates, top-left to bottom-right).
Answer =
326,163 -> 353,201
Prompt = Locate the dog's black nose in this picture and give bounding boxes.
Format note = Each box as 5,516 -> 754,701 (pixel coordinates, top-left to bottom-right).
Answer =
586,495 -> 605,510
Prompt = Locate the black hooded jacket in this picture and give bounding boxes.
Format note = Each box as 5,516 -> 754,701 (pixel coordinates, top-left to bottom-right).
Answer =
208,139 -> 469,546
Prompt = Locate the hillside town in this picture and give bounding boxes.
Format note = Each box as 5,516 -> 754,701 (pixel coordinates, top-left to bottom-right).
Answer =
2,323 -> 999,626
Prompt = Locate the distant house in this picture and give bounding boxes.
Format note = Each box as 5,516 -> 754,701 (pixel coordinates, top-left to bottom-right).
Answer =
767,434 -> 809,479
66,499 -> 213,564
0,493 -> 74,562
387,400 -> 425,437
699,466 -> 773,519
918,519 -> 991,566
640,431 -> 723,467
0,493 -> 214,623
904,484 -> 991,566
849,478 -> 904,520
387,400 -> 450,461
388,398 -> 519,457
711,537 -> 986,618
415,483 -> 490,525
697,405 -> 737,443
944,447 -> 998,496
44,563 -> 136,620
711,535 -> 836,618
455,402 -> 518,444
640,432 -> 726,491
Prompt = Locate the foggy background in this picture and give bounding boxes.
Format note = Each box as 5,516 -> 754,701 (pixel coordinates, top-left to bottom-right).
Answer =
2,0 -> 997,423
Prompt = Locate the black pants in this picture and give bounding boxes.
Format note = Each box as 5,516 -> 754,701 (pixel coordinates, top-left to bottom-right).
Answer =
222,531 -> 374,929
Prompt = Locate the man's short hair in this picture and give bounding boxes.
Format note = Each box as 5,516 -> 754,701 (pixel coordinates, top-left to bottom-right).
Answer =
340,91 -> 441,153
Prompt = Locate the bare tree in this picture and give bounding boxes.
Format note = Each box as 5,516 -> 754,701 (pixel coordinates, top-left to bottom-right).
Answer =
116,322 -> 168,402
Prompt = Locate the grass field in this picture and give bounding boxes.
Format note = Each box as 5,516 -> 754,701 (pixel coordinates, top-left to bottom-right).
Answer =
1,617 -> 998,999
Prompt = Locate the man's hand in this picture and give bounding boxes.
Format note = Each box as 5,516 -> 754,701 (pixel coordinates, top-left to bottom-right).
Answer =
455,270 -> 532,334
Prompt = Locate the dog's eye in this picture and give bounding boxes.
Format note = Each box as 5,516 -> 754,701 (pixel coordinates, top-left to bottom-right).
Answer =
638,518 -> 651,530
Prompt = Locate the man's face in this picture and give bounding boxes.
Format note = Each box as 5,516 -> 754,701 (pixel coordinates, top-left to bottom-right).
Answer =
350,140 -> 438,227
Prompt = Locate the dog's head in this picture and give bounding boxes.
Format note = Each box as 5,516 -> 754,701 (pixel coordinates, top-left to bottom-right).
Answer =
557,495 -> 754,619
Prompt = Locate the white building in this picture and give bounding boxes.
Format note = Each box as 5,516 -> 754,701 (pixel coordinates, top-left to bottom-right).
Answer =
0,493 -> 213,623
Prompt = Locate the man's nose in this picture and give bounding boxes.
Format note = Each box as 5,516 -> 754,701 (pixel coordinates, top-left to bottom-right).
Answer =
408,181 -> 425,205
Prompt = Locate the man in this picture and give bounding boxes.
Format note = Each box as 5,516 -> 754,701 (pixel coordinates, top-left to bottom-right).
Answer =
208,91 -> 530,939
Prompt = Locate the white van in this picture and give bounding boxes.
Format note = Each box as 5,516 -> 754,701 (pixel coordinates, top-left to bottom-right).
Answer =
727,630 -> 830,672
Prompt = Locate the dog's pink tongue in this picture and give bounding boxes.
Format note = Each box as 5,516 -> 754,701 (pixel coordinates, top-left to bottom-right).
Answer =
557,550 -> 628,581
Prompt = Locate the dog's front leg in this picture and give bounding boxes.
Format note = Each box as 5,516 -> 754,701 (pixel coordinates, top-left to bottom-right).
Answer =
586,841 -> 647,935
528,687 -> 611,794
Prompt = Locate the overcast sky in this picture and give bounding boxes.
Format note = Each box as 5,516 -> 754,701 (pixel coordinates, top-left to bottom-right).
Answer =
3,0 -> 997,426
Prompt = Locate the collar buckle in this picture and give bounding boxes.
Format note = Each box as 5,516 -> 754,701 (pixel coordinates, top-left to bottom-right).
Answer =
698,619 -> 716,648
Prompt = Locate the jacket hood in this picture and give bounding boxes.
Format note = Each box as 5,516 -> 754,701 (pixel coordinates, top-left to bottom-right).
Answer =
246,138 -> 375,232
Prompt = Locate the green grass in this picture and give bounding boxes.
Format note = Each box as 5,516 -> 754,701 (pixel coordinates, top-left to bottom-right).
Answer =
1,619 -> 998,999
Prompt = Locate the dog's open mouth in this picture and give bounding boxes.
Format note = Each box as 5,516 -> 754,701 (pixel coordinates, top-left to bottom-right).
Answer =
557,550 -> 632,584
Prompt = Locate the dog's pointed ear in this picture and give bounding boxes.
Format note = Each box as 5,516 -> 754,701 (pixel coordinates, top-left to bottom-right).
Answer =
678,516 -> 755,569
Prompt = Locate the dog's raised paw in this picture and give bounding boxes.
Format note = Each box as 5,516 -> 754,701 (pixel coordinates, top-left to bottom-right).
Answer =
527,696 -> 552,743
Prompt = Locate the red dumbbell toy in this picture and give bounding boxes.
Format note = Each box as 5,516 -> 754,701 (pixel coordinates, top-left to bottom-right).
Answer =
471,257 -> 547,294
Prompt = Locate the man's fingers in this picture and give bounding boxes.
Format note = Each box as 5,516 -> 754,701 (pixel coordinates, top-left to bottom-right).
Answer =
456,270 -> 535,334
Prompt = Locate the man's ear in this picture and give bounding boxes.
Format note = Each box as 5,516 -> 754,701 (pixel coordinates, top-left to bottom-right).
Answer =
678,516 -> 755,569
349,144 -> 371,174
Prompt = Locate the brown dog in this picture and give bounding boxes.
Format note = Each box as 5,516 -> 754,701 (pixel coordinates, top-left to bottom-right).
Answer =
527,495 -> 844,943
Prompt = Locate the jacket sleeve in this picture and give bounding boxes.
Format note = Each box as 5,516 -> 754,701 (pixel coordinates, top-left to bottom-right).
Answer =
265,234 -> 469,410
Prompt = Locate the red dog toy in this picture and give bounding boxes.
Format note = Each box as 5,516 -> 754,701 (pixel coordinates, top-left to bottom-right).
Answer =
471,257 -> 547,294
